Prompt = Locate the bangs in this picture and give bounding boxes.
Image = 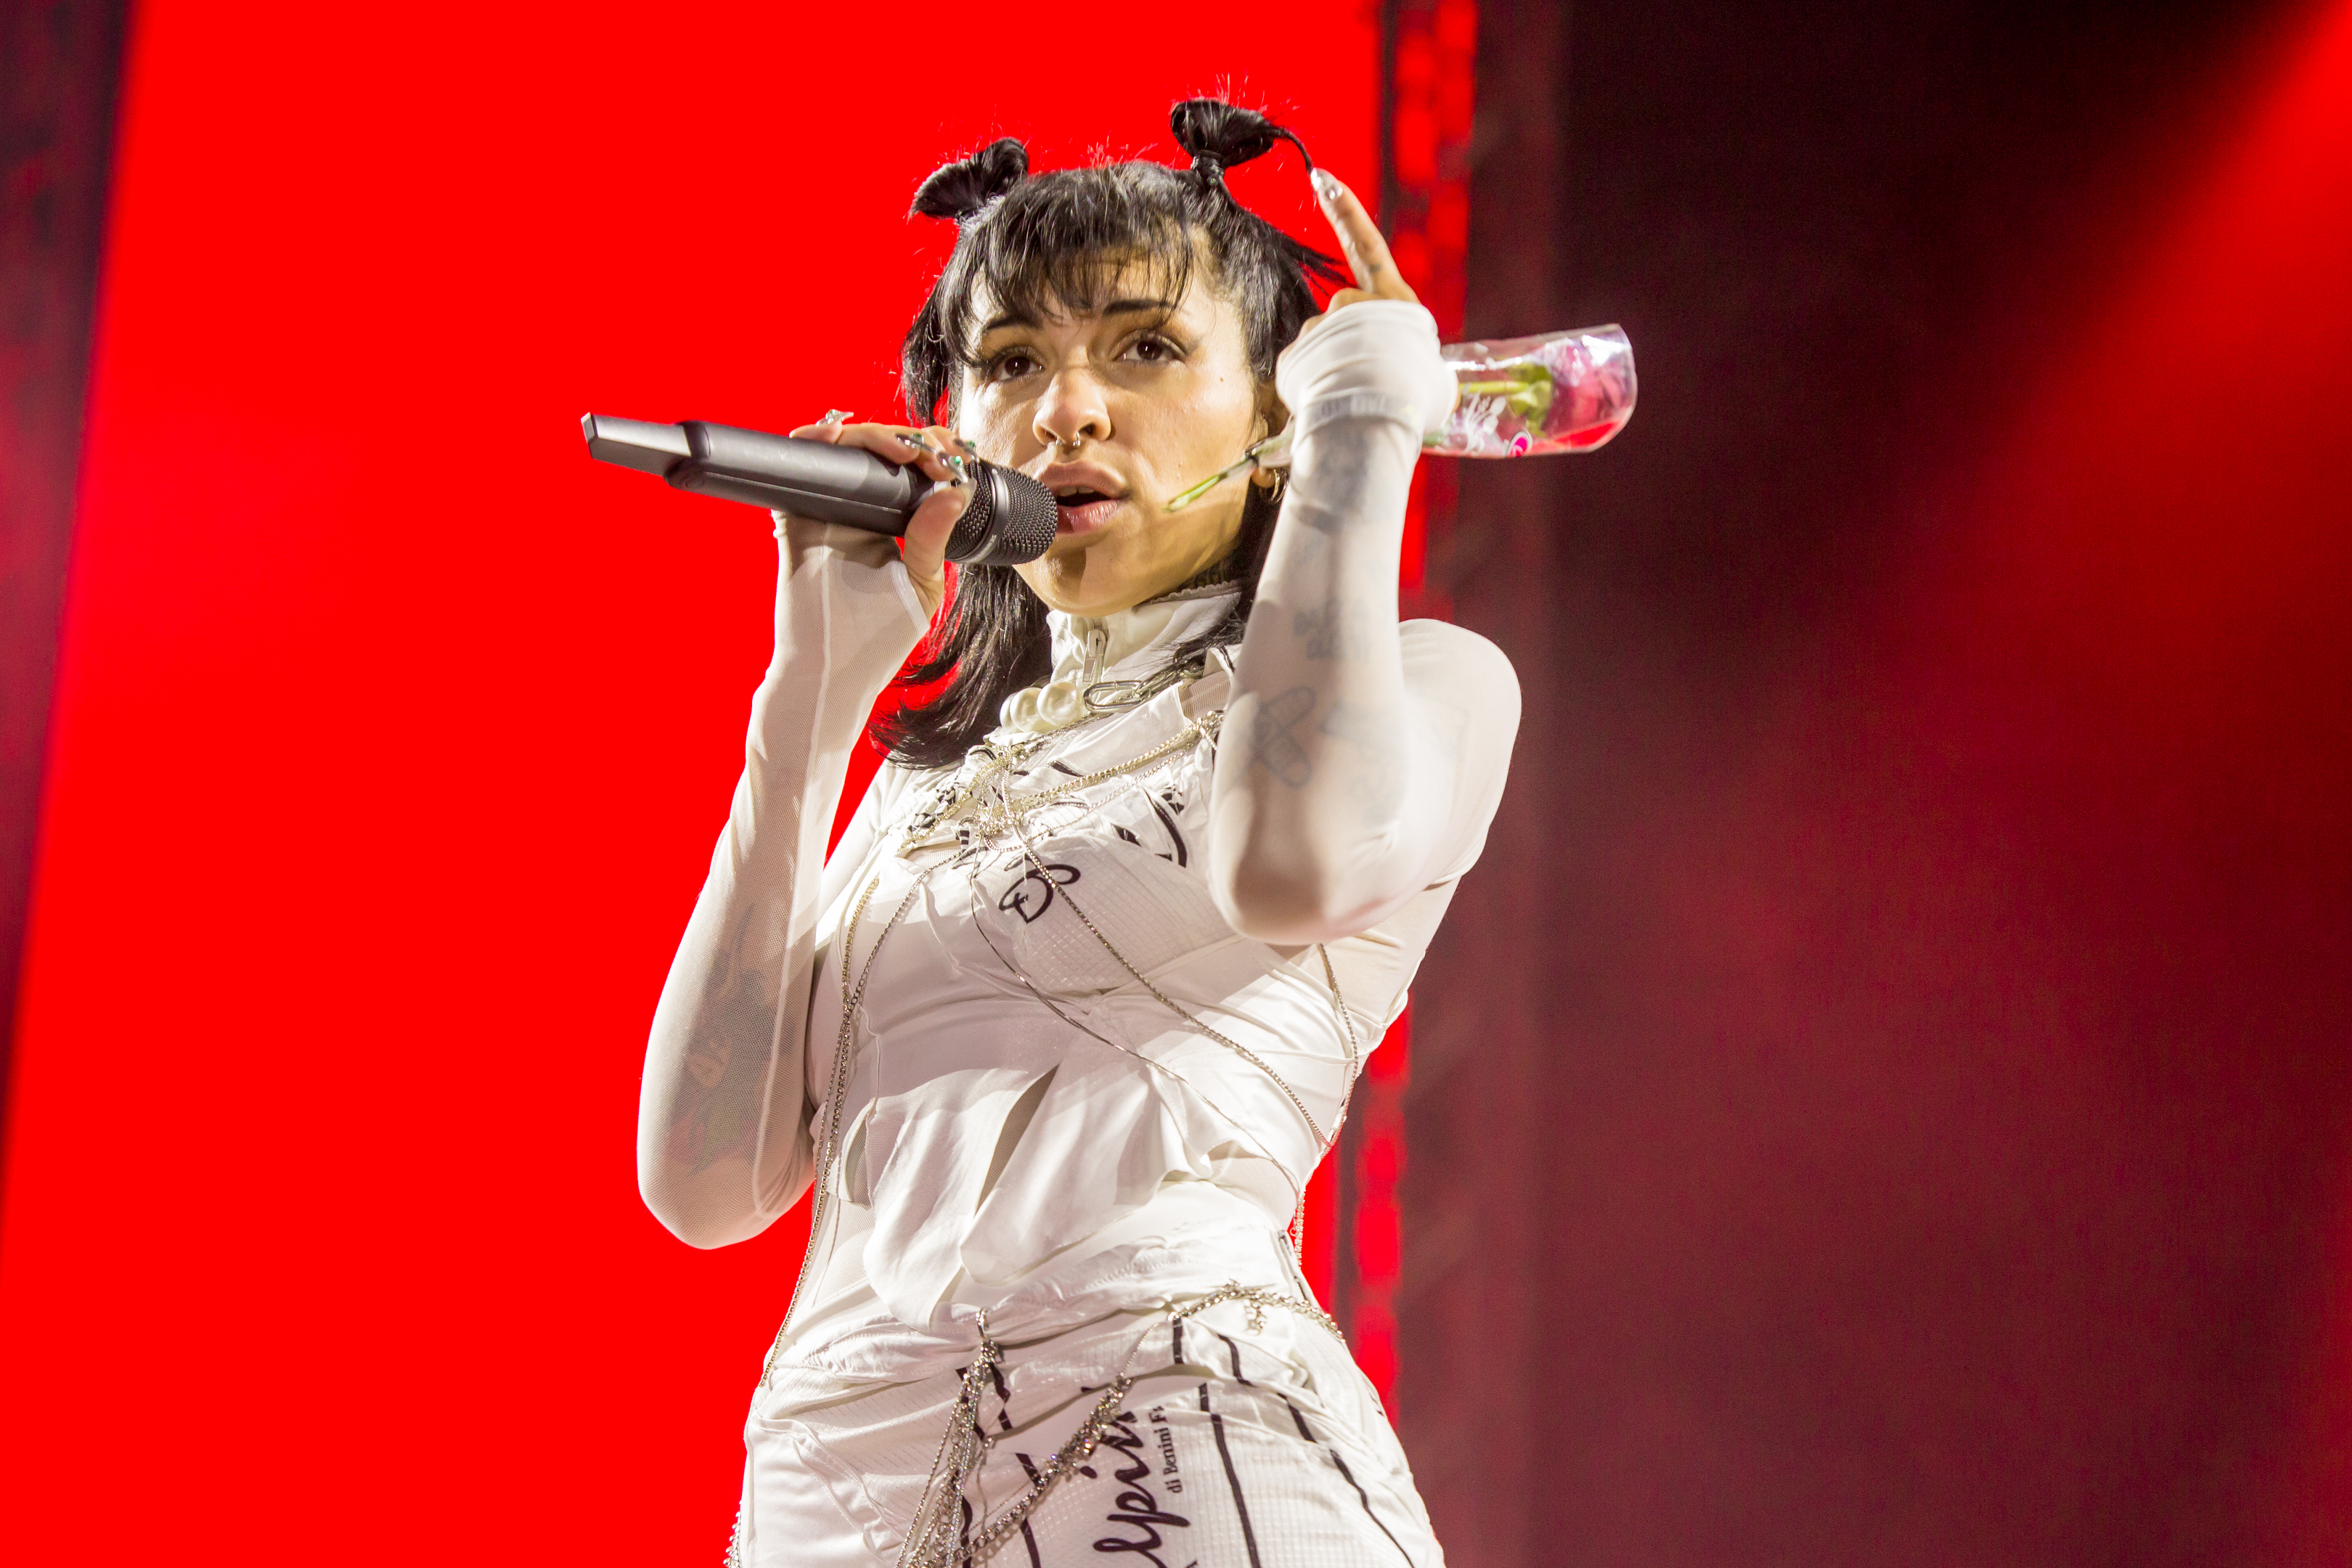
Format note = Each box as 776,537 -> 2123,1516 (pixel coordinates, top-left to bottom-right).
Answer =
953,187 -> 1201,353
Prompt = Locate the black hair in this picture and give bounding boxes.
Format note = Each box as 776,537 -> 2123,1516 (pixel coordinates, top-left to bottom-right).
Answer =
874,99 -> 1345,769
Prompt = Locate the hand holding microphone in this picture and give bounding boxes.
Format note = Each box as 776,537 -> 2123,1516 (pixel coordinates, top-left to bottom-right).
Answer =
580,411 -> 1061,614
795,415 -> 977,618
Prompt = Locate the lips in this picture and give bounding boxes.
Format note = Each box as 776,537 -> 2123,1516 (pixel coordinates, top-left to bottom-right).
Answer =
1049,489 -> 1120,536
1037,461 -> 1129,537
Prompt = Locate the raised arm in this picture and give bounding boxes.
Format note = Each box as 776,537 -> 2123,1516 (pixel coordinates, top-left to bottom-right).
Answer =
636,517 -> 930,1248
1210,180 -> 1521,944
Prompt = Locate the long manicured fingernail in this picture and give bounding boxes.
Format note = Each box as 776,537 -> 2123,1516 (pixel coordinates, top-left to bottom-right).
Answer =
1311,168 -> 1344,206
820,408 -> 852,425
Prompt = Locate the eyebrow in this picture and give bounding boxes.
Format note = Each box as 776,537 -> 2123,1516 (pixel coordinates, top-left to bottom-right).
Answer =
977,298 -> 1179,336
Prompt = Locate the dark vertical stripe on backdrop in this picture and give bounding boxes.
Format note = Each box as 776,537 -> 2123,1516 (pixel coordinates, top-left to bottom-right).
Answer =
0,0 -> 135,1185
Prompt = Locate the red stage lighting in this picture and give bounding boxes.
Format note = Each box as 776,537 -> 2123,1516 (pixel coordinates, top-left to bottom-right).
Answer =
0,6 -> 1376,1562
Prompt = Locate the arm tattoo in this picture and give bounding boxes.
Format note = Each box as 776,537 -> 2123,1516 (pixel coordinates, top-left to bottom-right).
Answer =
1246,686 -> 1318,787
1293,597 -> 1371,660
669,905 -> 779,1175
1286,423 -> 1379,534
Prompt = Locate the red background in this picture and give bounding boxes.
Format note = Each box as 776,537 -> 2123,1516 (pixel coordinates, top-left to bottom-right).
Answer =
16,1 -> 2352,1561
0,4 -> 1376,1559
1396,3 -> 2352,1560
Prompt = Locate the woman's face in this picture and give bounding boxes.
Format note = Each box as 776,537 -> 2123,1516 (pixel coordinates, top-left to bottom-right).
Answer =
953,255 -> 1272,618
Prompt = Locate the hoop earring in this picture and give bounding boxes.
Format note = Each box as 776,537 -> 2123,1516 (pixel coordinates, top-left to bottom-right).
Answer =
1254,469 -> 1287,504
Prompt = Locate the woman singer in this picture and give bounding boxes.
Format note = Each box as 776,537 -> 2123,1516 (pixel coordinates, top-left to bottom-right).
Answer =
637,99 -> 1521,1568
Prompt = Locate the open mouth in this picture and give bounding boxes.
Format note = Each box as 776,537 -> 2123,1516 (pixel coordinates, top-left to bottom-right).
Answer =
1051,487 -> 1122,532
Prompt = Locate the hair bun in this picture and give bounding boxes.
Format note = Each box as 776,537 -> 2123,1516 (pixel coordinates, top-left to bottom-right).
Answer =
1168,99 -> 1312,184
910,138 -> 1029,221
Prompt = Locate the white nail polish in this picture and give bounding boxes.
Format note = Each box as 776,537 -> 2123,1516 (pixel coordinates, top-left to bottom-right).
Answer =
1311,168 -> 1342,205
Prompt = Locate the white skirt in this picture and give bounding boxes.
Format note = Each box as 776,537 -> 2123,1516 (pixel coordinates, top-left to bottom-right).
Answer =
734,1297 -> 1445,1567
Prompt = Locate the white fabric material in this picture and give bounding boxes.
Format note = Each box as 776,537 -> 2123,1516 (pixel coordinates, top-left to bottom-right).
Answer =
780,597 -> 1514,1357
738,1298 -> 1441,1567
638,520 -> 931,1250
1214,295 -> 1502,947
730,591 -> 1508,1562
998,584 -> 1233,735
1275,299 -> 1455,441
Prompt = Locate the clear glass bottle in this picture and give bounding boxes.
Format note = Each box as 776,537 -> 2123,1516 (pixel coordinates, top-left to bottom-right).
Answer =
1429,324 -> 1636,457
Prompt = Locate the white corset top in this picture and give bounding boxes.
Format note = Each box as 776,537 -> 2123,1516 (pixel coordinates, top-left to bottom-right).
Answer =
775,590 -> 1468,1372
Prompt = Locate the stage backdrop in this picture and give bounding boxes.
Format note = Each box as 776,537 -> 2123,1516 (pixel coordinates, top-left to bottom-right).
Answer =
1404,1 -> 2352,1564
0,4 -> 1376,1561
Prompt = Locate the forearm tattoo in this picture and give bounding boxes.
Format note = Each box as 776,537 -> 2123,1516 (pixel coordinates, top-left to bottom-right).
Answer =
1293,597 -> 1373,660
1286,420 -> 1382,534
1246,687 -> 1318,786
669,905 -> 779,1175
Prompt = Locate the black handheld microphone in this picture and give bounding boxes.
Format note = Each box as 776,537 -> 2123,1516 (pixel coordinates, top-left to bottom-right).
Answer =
581,415 -> 1060,567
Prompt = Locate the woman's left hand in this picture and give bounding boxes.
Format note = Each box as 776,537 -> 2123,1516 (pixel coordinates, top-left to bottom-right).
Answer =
1296,171 -> 1421,331
1276,172 -> 1455,433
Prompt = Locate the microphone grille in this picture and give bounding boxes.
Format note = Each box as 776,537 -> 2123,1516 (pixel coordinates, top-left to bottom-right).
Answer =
947,465 -> 1058,565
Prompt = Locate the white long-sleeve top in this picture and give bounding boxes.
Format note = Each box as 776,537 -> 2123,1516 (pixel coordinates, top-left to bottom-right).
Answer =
640,303 -> 1520,1379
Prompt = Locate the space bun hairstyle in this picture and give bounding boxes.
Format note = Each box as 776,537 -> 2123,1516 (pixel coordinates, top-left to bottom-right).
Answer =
881,99 -> 1346,770
908,136 -> 1029,221
1169,97 -> 1316,192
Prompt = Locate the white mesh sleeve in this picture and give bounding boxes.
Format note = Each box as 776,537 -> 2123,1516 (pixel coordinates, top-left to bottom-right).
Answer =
635,520 -> 928,1248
